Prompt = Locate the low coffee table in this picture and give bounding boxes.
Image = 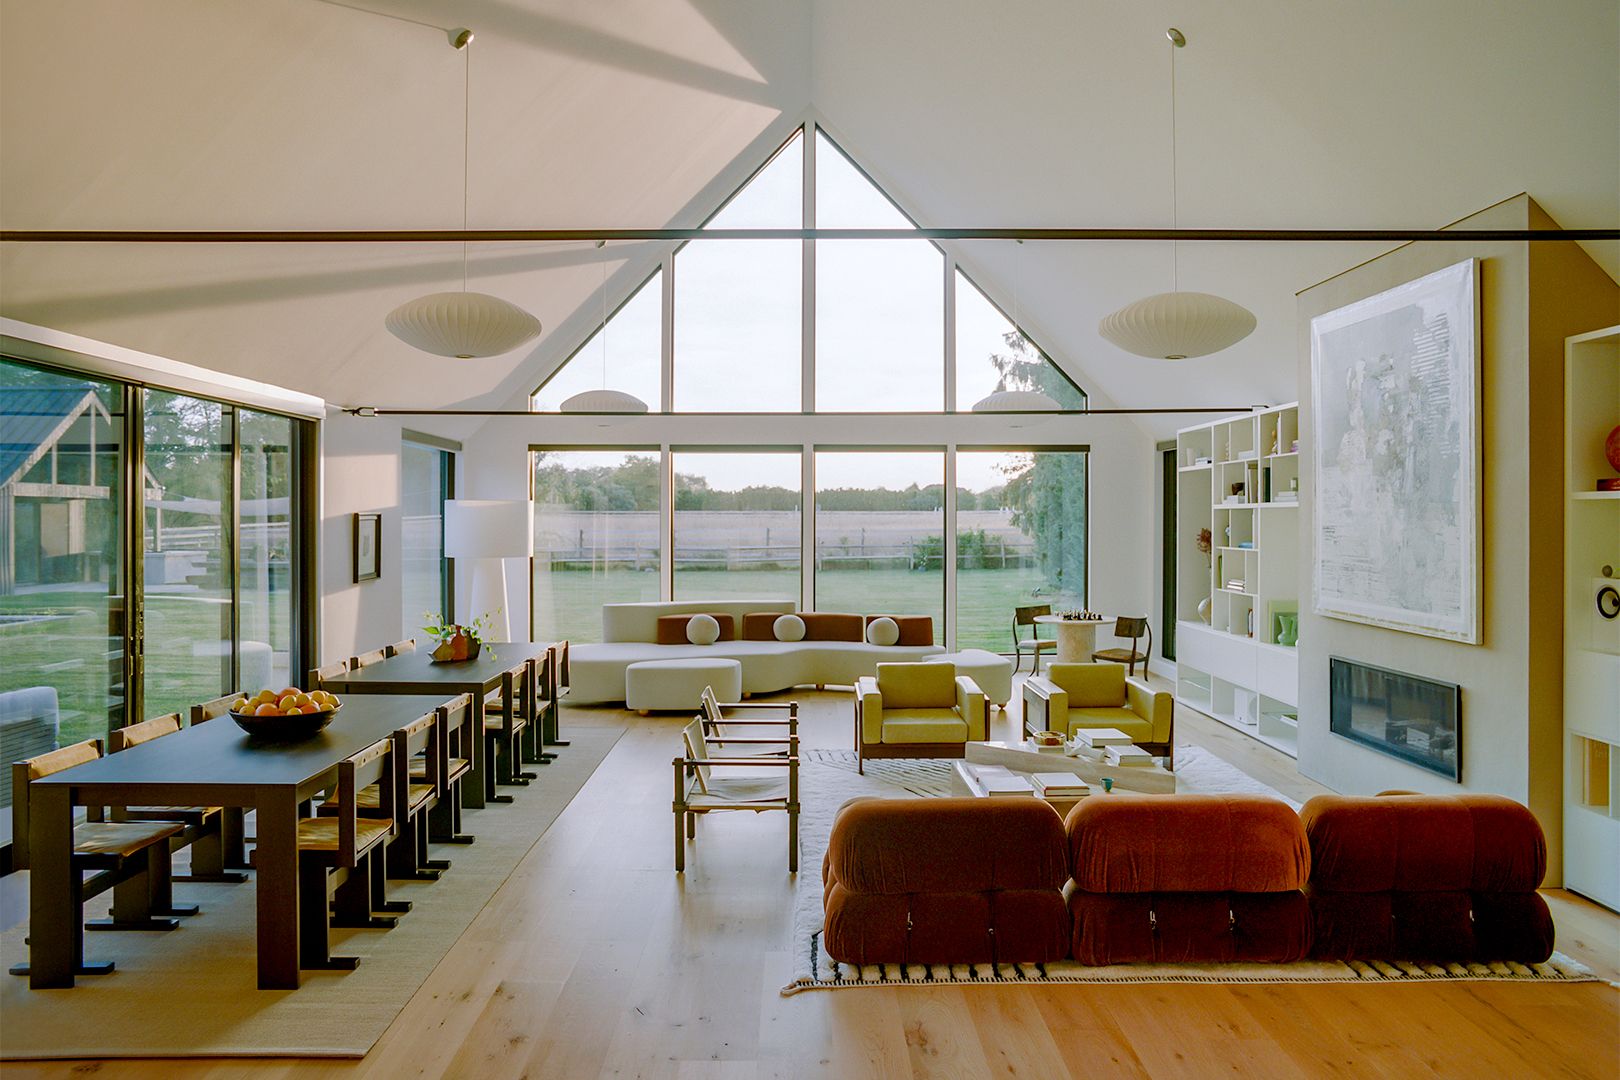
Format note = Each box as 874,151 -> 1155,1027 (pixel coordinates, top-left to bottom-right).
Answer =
963,739 -> 1175,795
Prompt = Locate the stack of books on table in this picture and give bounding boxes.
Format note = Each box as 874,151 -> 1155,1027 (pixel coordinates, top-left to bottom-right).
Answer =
1031,772 -> 1089,798
1104,744 -> 1155,767
1072,728 -> 1134,750
967,763 -> 1035,797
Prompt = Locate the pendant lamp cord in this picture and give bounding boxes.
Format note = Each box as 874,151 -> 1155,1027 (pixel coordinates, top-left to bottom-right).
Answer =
462,38 -> 470,292
1169,30 -> 1179,293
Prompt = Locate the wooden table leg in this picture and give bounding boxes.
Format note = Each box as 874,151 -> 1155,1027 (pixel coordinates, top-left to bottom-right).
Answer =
464,694 -> 488,809
25,786 -> 78,988
254,788 -> 302,990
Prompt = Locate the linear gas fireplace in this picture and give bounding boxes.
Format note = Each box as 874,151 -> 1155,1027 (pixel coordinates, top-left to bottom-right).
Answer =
1329,656 -> 1460,781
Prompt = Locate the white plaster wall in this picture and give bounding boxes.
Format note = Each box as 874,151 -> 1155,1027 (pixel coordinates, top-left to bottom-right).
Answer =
317,409 -> 405,670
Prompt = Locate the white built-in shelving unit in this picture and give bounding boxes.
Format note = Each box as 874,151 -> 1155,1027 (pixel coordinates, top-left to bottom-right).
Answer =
1174,404 -> 1300,756
1564,325 -> 1620,910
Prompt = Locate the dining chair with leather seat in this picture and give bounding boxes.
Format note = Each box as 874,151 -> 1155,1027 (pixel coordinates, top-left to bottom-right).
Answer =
8,740 -> 188,977
384,638 -> 416,657
483,658 -> 536,801
1092,616 -> 1152,678
349,648 -> 388,671
109,713 -> 246,887
416,693 -> 476,846
1013,604 -> 1057,674
320,708 -> 445,882
297,736 -> 399,970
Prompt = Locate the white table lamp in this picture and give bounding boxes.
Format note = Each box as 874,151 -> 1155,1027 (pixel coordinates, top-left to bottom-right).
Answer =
443,499 -> 533,642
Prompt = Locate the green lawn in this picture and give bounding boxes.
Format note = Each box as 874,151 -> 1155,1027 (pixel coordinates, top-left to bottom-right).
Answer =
530,566 -> 1082,652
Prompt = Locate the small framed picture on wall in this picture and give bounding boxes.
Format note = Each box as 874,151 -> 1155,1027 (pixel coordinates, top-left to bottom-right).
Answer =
353,512 -> 381,582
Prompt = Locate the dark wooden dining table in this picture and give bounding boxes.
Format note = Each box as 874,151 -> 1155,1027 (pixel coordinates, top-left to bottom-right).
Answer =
319,641 -> 555,810
25,694 -> 455,990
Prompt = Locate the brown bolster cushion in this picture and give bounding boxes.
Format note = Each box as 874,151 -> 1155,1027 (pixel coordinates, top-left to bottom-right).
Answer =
741,612 -> 781,641
799,612 -> 865,641
863,614 -> 934,646
653,613 -> 736,645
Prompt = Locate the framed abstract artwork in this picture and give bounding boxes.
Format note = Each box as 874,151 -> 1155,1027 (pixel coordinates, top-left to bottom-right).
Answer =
353,512 -> 381,583
1310,258 -> 1481,643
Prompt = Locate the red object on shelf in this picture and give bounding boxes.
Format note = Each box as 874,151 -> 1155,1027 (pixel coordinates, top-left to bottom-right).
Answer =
1606,424 -> 1620,474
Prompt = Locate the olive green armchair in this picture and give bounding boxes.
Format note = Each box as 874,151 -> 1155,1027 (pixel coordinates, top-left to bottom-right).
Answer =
1021,662 -> 1173,766
855,662 -> 986,773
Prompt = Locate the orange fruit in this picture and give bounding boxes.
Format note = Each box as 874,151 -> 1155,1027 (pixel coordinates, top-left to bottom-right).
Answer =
254,703 -> 281,716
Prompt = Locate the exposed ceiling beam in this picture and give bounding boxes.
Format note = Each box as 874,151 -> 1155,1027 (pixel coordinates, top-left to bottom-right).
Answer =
5,228 -> 1615,244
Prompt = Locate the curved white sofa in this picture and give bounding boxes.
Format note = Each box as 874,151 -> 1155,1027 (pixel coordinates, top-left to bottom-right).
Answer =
569,600 -> 945,703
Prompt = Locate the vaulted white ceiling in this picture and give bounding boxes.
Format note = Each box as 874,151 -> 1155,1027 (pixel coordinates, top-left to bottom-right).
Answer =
2,0 -> 1615,440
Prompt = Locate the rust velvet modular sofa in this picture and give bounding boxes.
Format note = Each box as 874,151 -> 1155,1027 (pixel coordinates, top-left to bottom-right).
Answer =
822,792 -> 1556,968
1299,792 -> 1555,963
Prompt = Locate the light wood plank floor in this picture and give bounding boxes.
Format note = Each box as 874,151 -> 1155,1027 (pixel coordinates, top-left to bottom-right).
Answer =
7,674 -> 1617,1079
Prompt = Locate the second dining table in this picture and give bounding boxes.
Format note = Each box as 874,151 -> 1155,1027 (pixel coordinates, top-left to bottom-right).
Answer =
318,641 -> 556,810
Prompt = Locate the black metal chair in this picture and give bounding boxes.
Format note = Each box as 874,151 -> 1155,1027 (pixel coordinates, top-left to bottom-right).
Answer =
1012,604 -> 1056,673
1092,616 -> 1152,678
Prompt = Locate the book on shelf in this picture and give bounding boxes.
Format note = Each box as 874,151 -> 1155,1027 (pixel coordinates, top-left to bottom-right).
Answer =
981,776 -> 1035,797
1073,728 -> 1134,748
1104,745 -> 1154,767
1031,772 -> 1089,797
1226,579 -> 1247,590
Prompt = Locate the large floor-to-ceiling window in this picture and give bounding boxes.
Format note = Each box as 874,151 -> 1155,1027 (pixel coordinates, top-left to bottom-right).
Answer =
672,451 -> 801,604
531,449 -> 662,644
528,123 -> 1090,649
814,451 -> 944,632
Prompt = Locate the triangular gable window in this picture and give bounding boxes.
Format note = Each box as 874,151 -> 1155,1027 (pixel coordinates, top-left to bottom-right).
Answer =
534,125 -> 1084,414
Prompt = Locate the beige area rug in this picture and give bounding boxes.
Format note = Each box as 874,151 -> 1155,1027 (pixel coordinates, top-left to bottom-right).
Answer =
783,756 -> 1600,994
0,726 -> 622,1060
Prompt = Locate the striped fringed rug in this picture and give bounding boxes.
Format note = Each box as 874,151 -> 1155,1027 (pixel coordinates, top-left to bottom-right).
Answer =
785,932 -> 1600,993
782,759 -> 1601,994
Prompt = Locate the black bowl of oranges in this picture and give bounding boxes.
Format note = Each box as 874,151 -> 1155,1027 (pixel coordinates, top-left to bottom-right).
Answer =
229,688 -> 342,740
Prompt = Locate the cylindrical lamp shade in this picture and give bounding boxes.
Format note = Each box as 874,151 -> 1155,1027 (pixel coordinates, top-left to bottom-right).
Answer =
1097,291 -> 1257,359
385,292 -> 542,358
443,500 -> 533,559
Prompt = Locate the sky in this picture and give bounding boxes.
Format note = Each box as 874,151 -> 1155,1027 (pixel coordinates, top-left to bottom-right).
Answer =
532,130 -> 1077,493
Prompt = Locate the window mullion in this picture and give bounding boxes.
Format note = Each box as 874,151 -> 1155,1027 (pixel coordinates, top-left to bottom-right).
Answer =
802,124 -> 815,414
944,258 -> 957,412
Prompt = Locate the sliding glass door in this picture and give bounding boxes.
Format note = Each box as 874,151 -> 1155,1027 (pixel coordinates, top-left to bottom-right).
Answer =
0,359 -> 128,810
1,354 -> 315,818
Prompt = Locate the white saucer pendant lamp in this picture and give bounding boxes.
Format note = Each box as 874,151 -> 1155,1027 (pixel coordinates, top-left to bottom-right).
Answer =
1098,29 -> 1256,361
1098,291 -> 1256,360
559,388 -> 648,414
557,240 -> 649,419
384,29 -> 542,360
970,389 -> 1060,427
386,291 -> 542,358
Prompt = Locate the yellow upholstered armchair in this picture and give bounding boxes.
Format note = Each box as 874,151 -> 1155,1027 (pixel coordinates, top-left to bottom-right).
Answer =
855,662 -> 986,773
1021,662 -> 1173,766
